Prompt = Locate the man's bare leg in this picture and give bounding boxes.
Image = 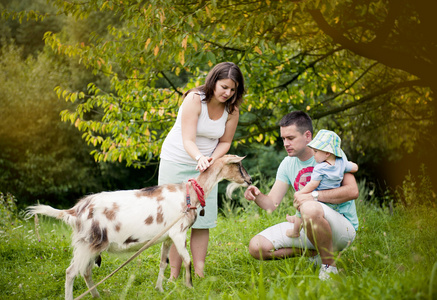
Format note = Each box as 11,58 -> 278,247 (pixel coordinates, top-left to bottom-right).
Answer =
301,201 -> 335,266
248,235 -> 316,260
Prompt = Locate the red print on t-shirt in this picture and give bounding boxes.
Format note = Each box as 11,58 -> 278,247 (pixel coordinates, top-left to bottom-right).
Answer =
294,166 -> 314,191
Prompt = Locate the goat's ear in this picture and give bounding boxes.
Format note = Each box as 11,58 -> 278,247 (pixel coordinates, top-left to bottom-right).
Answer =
226,155 -> 245,164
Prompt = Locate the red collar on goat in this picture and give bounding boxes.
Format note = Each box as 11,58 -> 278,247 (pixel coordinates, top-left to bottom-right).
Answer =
186,179 -> 206,216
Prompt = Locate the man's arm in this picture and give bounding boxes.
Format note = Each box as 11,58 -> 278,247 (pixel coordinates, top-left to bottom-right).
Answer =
294,173 -> 359,207
319,173 -> 359,203
244,180 -> 290,212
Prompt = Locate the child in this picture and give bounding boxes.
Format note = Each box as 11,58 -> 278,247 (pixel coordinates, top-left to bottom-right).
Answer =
286,129 -> 358,238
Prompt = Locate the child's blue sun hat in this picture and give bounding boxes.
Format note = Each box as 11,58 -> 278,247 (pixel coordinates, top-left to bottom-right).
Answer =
307,129 -> 343,157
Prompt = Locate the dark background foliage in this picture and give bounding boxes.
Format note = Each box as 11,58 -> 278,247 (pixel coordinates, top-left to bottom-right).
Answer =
0,0 -> 435,208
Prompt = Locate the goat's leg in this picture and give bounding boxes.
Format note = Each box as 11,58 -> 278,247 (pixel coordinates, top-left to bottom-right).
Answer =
171,233 -> 193,289
155,240 -> 172,292
83,261 -> 100,298
66,243 -> 98,300
65,263 -> 78,300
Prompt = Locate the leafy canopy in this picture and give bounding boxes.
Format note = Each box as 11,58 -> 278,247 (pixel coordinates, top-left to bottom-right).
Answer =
3,0 -> 434,168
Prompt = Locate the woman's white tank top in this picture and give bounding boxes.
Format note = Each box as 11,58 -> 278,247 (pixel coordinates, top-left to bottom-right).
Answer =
160,92 -> 229,165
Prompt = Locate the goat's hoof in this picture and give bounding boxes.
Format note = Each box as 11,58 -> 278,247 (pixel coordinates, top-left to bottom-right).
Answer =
155,285 -> 164,292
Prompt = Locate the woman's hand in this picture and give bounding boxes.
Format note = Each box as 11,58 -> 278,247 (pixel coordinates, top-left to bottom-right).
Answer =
196,156 -> 214,172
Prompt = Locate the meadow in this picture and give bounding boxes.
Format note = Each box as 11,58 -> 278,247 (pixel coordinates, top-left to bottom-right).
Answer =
1,179 -> 436,300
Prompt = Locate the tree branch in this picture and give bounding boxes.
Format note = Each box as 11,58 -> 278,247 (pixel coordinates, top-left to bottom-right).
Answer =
316,61 -> 378,108
160,71 -> 183,96
312,79 -> 427,119
269,47 -> 343,91
201,38 -> 246,52
371,0 -> 402,45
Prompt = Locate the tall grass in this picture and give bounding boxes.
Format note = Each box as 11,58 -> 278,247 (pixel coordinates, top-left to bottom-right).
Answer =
1,177 -> 436,300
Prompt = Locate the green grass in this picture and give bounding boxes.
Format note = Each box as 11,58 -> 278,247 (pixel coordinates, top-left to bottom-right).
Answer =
1,183 -> 437,300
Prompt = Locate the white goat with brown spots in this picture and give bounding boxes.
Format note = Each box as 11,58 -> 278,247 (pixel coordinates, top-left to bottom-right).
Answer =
26,155 -> 252,300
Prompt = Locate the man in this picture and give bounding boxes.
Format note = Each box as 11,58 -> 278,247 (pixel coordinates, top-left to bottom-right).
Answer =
244,111 -> 359,280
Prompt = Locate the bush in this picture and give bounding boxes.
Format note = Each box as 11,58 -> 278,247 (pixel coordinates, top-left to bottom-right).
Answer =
0,192 -> 22,227
395,164 -> 436,208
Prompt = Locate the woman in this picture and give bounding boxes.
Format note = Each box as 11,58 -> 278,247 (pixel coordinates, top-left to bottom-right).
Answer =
158,62 -> 245,279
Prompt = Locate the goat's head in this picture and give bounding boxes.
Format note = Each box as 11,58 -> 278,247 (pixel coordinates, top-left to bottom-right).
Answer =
212,155 -> 252,198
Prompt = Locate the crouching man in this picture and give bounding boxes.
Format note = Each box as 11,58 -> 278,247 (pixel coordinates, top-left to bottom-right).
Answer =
244,111 -> 359,280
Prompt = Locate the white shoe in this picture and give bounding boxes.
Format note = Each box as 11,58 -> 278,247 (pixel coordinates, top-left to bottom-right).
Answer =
318,264 -> 338,280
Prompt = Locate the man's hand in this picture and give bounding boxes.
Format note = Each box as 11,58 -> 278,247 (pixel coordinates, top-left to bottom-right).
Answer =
293,191 -> 314,210
244,185 -> 260,201
294,191 -> 302,198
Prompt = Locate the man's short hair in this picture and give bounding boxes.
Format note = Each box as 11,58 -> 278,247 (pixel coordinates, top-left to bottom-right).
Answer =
278,111 -> 313,135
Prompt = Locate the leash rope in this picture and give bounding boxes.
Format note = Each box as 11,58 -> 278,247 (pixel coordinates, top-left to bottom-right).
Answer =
188,178 -> 205,207
187,178 -> 205,216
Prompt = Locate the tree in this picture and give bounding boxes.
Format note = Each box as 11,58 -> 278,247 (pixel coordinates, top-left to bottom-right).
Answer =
0,42 -> 101,206
0,3 -> 159,206
0,0 -> 62,58
3,0 -> 435,187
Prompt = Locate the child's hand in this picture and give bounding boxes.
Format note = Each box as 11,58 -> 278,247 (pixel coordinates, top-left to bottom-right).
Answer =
293,191 -> 312,210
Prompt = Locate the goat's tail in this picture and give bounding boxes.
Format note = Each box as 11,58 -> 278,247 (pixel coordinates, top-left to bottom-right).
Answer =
26,205 -> 71,224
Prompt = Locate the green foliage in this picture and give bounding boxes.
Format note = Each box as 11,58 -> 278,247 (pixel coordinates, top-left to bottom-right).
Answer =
0,13 -> 161,206
0,192 -> 22,227
0,41 -> 100,206
3,0 -> 432,169
1,180 -> 436,299
0,0 -> 61,58
395,164 -> 436,208
1,0 -> 436,206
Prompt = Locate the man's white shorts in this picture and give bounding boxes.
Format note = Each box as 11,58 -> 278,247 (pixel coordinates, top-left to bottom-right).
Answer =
258,202 -> 356,251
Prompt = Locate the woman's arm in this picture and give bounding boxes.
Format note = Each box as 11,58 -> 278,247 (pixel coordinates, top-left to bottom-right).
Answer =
180,92 -> 202,160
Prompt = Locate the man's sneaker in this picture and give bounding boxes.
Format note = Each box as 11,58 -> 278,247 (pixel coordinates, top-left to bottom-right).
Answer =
318,264 -> 338,280
308,254 -> 322,268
